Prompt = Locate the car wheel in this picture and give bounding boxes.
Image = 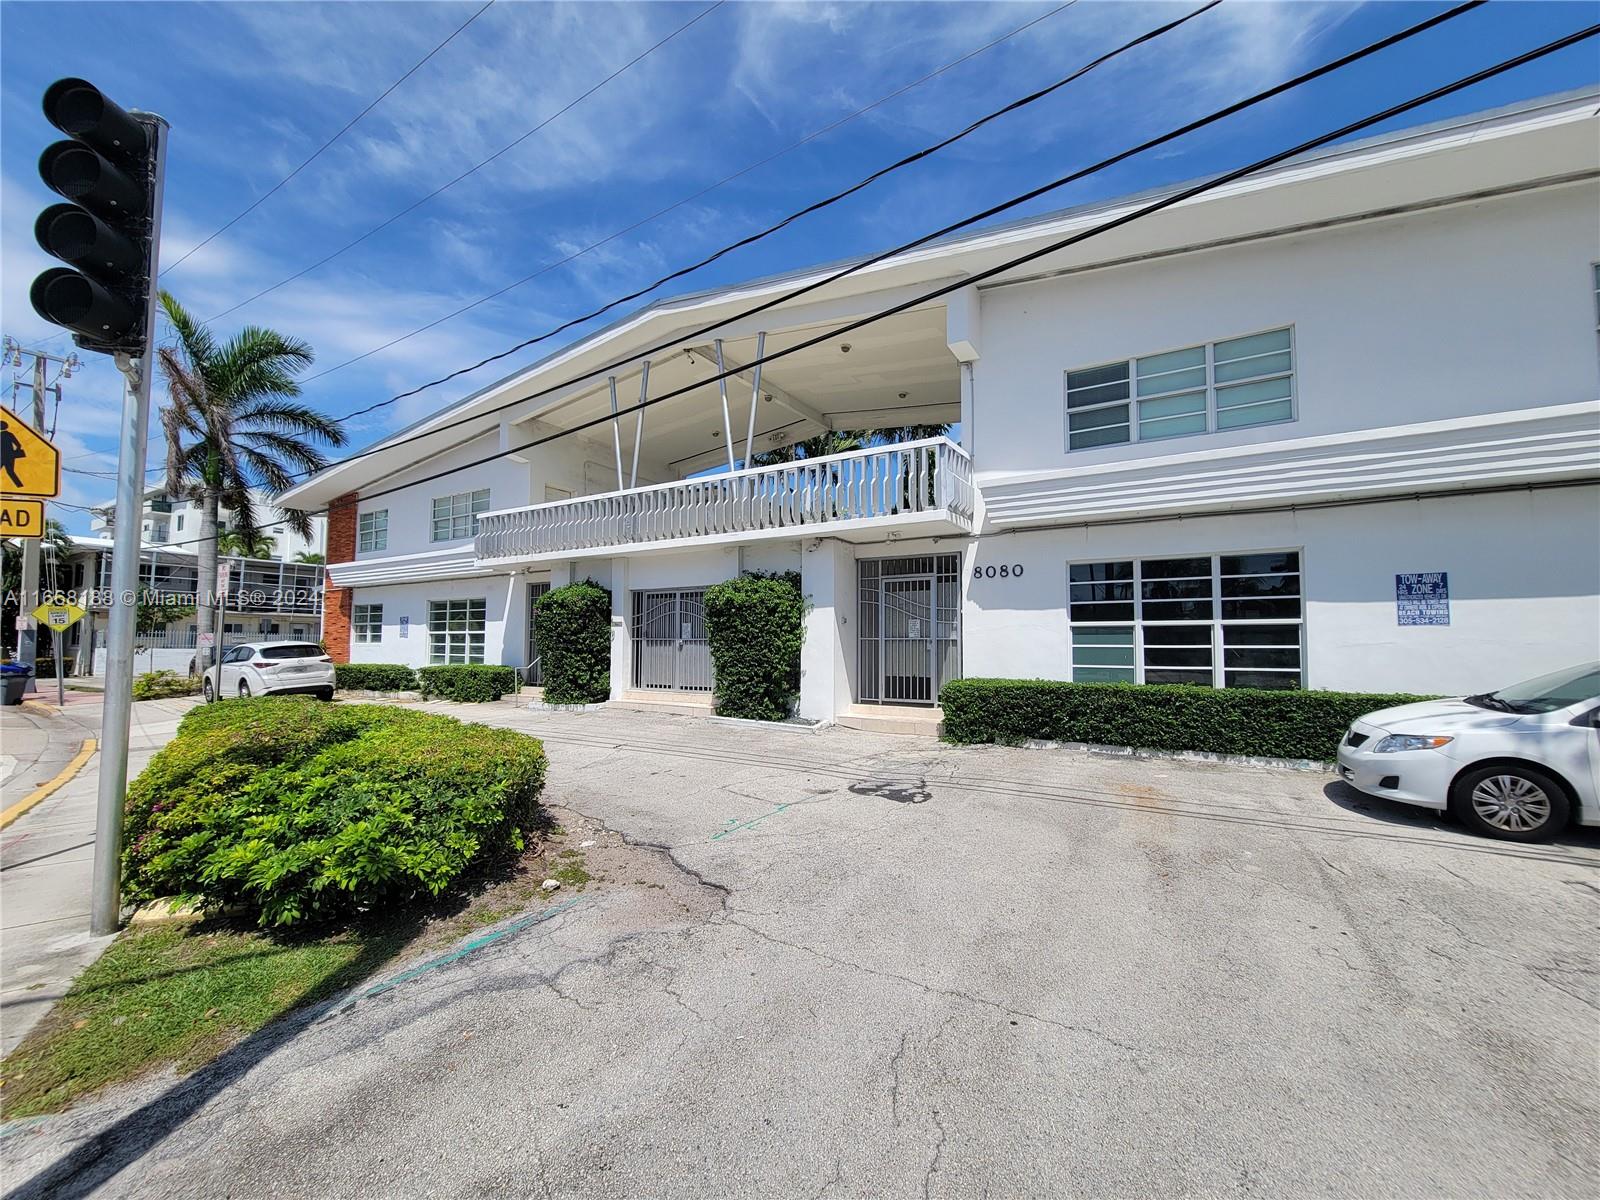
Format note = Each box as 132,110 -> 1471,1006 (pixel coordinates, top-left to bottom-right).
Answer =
238,679 -> 252,699
1449,764 -> 1571,842
318,687 -> 335,702
202,677 -> 214,704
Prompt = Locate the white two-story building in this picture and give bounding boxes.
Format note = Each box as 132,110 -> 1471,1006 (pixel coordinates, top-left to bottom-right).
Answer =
281,91 -> 1600,724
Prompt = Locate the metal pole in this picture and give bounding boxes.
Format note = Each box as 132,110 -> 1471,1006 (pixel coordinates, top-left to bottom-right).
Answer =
18,355 -> 46,690
607,376 -> 625,491
90,112 -> 168,938
713,340 -> 736,474
744,331 -> 765,469
213,562 -> 228,701
629,361 -> 649,489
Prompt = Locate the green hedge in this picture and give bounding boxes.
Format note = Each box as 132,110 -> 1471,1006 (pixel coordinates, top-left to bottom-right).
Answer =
704,572 -> 805,721
334,662 -> 418,691
939,679 -> 1436,762
123,697 -> 546,927
417,664 -> 518,702
132,670 -> 201,700
535,580 -> 611,704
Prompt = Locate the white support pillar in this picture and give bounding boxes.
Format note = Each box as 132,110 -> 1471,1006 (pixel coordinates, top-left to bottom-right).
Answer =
630,361 -> 650,488
608,556 -> 630,701
799,538 -> 856,722
713,340 -> 737,474
743,331 -> 765,469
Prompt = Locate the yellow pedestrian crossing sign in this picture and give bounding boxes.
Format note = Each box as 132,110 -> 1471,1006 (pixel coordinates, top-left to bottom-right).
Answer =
1,405 -> 61,499
33,601 -> 86,632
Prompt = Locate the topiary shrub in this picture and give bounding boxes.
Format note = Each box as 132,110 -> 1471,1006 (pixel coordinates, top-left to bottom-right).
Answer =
703,572 -> 805,721
535,580 -> 611,703
334,662 -> 418,692
123,697 -> 546,927
416,664 -> 518,702
131,669 -> 201,700
938,679 -> 1438,762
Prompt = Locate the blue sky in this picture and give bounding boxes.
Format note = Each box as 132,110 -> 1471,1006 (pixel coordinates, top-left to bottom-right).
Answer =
1,0 -> 1595,532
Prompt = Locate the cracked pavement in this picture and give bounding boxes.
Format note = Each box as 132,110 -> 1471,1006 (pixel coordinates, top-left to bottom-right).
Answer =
3,702 -> 1597,1198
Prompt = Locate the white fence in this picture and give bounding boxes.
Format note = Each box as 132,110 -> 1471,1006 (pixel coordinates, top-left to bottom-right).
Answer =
477,437 -> 973,561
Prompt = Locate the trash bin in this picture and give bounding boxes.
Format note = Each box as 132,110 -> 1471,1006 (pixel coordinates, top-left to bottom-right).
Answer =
1,662 -> 32,706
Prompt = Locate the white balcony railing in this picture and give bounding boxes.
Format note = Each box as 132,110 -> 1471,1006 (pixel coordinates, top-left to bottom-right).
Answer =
476,437 -> 973,561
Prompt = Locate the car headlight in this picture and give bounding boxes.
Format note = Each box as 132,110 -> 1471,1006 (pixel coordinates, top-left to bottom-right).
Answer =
1372,734 -> 1454,753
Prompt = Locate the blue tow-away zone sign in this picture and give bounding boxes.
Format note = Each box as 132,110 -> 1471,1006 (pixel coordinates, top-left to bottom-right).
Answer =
1396,571 -> 1450,626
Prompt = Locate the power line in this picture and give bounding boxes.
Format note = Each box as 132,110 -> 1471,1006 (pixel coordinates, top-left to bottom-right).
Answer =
288,0 -> 1486,485
333,0 -> 1213,422
161,0 -> 498,276
203,0 -> 727,322
301,0 -> 1080,387
362,10 -> 1594,511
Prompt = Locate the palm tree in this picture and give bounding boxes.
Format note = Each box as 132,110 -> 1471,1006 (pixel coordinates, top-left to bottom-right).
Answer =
293,551 -> 325,565
216,529 -> 277,559
156,292 -> 345,670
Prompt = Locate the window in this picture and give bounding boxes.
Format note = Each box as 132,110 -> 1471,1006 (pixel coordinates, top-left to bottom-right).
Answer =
175,514 -> 184,532
358,509 -> 388,552
1068,551 -> 1303,689
429,598 -> 486,664
1066,327 -> 1294,450
353,603 -> 383,643
431,490 -> 490,542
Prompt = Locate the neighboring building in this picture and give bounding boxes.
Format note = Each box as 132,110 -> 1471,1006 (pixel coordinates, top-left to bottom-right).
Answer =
56,489 -> 327,675
280,90 -> 1600,722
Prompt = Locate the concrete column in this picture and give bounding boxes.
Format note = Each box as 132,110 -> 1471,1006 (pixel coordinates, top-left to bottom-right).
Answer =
608,556 -> 630,700
799,539 -> 856,721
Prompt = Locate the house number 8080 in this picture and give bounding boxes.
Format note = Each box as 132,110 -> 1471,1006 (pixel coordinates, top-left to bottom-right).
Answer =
974,564 -> 1024,579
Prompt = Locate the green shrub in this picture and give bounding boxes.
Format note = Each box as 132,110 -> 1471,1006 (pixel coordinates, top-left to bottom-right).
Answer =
131,670 -> 201,700
416,664 -> 518,702
703,572 -> 805,721
534,580 -> 611,704
123,697 -> 546,927
939,679 -> 1438,762
334,662 -> 418,692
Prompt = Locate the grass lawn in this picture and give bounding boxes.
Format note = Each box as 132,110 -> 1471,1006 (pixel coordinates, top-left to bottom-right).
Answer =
0,835 -> 588,1120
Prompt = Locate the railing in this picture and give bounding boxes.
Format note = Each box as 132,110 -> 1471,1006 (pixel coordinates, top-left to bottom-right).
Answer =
477,437 -> 973,560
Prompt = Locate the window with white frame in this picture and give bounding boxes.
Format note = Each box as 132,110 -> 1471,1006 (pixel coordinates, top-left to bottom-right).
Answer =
1068,551 -> 1303,689
430,489 -> 490,542
428,598 -> 486,664
352,603 -> 383,643
1066,327 -> 1295,450
358,509 -> 388,552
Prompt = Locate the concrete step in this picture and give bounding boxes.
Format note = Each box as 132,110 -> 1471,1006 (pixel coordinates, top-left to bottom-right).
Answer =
836,704 -> 943,737
612,690 -> 717,718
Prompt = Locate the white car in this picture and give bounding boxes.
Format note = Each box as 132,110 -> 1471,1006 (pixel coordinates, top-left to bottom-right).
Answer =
201,641 -> 335,704
1338,663 -> 1600,842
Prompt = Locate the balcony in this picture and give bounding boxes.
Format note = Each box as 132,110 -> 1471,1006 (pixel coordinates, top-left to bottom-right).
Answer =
476,437 -> 974,564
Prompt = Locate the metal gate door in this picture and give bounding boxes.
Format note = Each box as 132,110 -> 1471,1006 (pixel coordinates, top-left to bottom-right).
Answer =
526,582 -> 551,685
631,589 -> 712,692
880,576 -> 935,704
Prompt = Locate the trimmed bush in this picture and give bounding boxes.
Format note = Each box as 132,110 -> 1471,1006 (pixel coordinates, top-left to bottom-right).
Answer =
704,572 -> 805,721
131,670 -> 201,700
334,662 -> 418,692
417,664 -> 518,702
535,580 -> 611,704
123,697 -> 546,927
939,679 -> 1437,762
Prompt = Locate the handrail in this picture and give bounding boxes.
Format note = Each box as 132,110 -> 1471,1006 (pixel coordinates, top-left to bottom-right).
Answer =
476,438 -> 972,560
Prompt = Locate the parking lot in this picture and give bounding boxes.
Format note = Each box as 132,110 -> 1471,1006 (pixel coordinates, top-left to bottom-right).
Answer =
6,701 -> 1599,1199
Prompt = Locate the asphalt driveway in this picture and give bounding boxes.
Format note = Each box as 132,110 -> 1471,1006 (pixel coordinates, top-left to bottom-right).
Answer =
5,702 -> 1597,1199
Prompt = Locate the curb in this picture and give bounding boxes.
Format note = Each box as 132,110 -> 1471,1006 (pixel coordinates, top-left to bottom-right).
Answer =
0,737 -> 98,831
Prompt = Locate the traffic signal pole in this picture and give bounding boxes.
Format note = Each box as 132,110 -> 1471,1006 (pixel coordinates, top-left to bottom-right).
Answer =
89,112 -> 168,938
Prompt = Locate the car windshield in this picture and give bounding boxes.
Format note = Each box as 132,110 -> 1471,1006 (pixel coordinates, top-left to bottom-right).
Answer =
257,643 -> 324,661
1467,662 -> 1600,714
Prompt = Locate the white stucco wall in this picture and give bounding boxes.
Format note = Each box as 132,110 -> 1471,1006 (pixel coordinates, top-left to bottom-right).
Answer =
970,183 -> 1600,478
346,574 -> 524,670
961,485 -> 1599,697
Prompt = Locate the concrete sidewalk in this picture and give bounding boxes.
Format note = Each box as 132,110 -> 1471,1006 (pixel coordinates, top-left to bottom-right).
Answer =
0,697 -> 198,1053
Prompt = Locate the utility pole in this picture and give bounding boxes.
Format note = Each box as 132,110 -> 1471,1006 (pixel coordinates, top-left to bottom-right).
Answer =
3,338 -> 79,692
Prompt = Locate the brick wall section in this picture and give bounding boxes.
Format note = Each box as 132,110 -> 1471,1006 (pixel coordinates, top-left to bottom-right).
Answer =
322,491 -> 358,664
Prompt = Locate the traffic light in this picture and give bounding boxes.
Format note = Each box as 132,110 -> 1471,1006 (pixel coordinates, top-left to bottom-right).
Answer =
30,78 -> 164,358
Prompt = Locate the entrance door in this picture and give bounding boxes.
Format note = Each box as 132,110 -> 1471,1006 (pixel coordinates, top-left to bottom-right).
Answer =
631,589 -> 712,692
881,576 -> 935,704
526,581 -> 551,685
